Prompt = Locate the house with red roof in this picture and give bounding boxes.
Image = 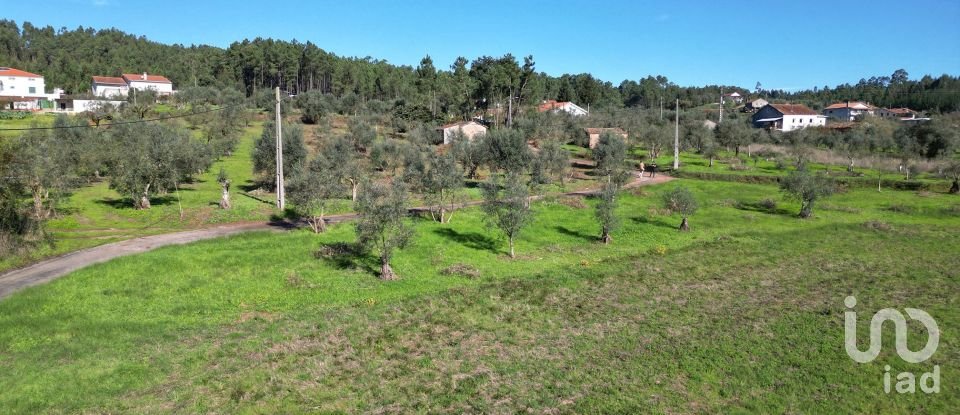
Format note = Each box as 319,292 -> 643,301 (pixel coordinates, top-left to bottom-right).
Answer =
0,67 -> 49,110
822,101 -> 876,121
537,100 -> 588,116
752,103 -> 826,132
91,72 -> 174,97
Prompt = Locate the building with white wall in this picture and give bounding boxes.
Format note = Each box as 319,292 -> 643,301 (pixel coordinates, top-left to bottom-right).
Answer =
439,120 -> 487,144
91,76 -> 130,97
823,101 -> 876,121
0,67 -> 49,110
537,100 -> 588,116
90,72 -> 174,97
752,103 -> 826,132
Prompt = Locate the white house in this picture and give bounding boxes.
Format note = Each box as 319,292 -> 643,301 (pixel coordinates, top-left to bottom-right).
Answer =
583,127 -> 628,149
744,98 -> 768,112
822,101 -> 876,121
0,67 -> 48,110
752,103 -> 826,132
91,76 -> 130,97
722,92 -> 743,104
538,100 -> 588,116
123,72 -> 174,95
439,120 -> 487,144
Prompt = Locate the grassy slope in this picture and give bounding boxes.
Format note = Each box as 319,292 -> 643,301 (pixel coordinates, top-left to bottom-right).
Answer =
0,122 -> 274,271
0,180 -> 957,413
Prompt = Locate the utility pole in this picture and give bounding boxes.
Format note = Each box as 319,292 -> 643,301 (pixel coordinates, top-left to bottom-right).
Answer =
659,96 -> 663,121
275,87 -> 285,210
718,87 -> 723,124
673,98 -> 680,170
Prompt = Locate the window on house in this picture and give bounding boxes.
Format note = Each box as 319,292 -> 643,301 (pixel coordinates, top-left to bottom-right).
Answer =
28,87 -> 36,93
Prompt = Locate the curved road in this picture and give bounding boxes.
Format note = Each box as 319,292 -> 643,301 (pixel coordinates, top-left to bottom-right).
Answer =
0,174 -> 673,300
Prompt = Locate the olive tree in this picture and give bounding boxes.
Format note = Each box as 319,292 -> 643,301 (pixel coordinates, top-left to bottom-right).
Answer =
355,181 -> 413,280
252,120 -> 307,189
424,151 -> 464,223
780,170 -> 835,218
481,173 -> 533,258
662,186 -> 699,231
595,181 -> 620,243
288,154 -> 344,233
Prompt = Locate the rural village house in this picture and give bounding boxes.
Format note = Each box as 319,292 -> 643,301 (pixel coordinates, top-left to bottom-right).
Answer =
822,101 -> 876,121
0,67 -> 61,110
91,72 -> 174,97
439,120 -> 487,145
583,127 -> 628,149
752,103 -> 826,132
538,99 -> 588,116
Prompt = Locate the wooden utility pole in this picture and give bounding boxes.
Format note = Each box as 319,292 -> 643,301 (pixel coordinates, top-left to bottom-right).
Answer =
659,96 -> 663,120
718,87 -> 723,124
673,98 -> 680,170
275,87 -> 285,210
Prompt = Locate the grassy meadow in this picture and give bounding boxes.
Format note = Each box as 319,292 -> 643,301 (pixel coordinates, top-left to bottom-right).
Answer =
0,179 -> 957,413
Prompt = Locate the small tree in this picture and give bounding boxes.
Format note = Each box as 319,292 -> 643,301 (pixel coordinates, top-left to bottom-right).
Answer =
450,131 -> 488,179
348,117 -> 377,153
295,90 -> 333,124
945,160 -> 960,194
701,143 -> 720,168
288,155 -> 344,233
424,151 -> 464,223
481,173 -> 533,258
780,170 -> 835,218
252,121 -> 307,189
662,186 -> 699,231
217,167 -> 231,209
593,132 -> 629,181
595,180 -> 620,243
355,181 -> 413,280
534,139 -> 570,186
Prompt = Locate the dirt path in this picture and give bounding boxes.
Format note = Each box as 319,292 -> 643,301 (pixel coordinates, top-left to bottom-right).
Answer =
0,174 -> 673,300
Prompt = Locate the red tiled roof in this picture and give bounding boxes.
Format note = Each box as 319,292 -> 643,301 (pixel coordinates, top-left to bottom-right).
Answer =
122,73 -> 172,84
91,76 -> 127,86
538,100 -> 572,112
885,107 -> 915,115
824,101 -> 874,110
768,103 -> 819,116
0,67 -> 42,78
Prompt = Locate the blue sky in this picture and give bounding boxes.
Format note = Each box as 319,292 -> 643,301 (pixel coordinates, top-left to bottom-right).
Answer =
7,0 -> 960,90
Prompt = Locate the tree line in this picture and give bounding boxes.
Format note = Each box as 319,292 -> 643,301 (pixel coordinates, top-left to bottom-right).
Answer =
3,20 -> 956,119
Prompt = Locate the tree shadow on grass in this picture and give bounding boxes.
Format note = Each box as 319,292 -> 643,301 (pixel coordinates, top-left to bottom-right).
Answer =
95,195 -> 177,209
314,242 -> 377,275
734,201 -> 794,216
433,227 -> 499,253
553,225 -> 597,242
631,216 -> 678,230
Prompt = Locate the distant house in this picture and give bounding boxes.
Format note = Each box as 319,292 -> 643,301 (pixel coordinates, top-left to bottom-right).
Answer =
123,72 -> 174,95
583,127 -> 628,149
91,72 -> 175,97
91,76 -> 130,98
54,96 -> 125,113
876,107 -> 926,121
744,98 -> 768,112
0,67 -> 54,110
752,103 -> 826,132
822,101 -> 876,121
439,120 -> 487,145
722,92 -> 743,104
538,100 -> 588,116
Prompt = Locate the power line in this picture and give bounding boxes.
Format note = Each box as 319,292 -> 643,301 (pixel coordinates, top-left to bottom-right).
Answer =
0,103 -> 243,132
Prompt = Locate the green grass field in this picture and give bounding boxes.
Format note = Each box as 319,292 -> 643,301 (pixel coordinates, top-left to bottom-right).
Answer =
1,179 -> 957,413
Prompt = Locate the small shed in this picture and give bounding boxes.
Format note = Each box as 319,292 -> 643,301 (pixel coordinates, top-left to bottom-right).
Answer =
583,127 -> 628,149
439,120 -> 487,145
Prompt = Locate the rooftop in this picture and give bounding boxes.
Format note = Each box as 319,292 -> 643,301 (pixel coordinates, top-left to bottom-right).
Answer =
0,67 -> 42,78
121,73 -> 172,84
768,103 -> 819,116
